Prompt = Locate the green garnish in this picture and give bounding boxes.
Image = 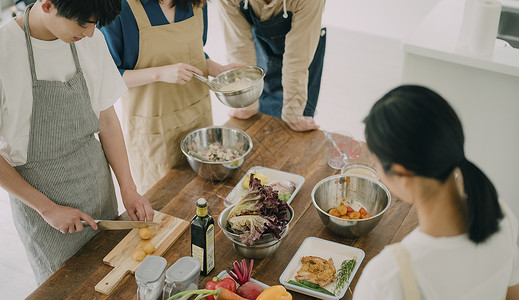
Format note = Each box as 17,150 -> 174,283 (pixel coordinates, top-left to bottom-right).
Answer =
288,280 -> 335,296
334,257 -> 357,294
278,192 -> 291,201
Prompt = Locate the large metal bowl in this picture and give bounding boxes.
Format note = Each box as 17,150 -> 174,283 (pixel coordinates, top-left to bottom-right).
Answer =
217,204 -> 294,258
212,66 -> 265,108
312,174 -> 391,238
180,126 -> 252,181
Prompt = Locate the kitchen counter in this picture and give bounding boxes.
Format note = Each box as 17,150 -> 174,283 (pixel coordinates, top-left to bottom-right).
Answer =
27,114 -> 417,300
402,0 -> 519,77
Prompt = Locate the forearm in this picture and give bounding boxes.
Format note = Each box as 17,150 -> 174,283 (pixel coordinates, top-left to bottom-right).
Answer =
98,107 -> 136,194
122,67 -> 160,88
0,155 -> 55,215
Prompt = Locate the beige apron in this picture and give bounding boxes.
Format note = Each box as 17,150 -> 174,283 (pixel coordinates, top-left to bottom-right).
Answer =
123,0 -> 213,193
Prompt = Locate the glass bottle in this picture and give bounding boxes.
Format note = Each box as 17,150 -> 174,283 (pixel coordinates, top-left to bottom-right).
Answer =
190,198 -> 215,276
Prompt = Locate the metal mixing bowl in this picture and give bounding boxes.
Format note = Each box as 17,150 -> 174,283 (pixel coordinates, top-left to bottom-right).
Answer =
217,204 -> 294,258
180,126 -> 252,181
312,174 -> 391,237
212,66 -> 265,108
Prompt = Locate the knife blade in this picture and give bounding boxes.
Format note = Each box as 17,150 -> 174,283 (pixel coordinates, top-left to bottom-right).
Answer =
80,220 -> 160,230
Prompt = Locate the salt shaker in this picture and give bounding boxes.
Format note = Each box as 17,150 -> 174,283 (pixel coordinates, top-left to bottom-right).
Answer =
163,256 -> 201,300
136,255 -> 167,300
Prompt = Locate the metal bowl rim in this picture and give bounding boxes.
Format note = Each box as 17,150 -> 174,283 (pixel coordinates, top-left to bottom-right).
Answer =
180,126 -> 253,164
212,66 -> 266,94
311,174 -> 392,222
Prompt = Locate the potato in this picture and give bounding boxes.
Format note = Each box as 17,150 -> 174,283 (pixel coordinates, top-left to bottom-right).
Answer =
337,204 -> 348,216
328,208 -> 341,218
142,242 -> 155,254
138,227 -> 153,240
132,250 -> 146,262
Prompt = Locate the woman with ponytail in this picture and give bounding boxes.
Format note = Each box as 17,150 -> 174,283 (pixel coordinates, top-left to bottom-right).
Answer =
353,85 -> 519,300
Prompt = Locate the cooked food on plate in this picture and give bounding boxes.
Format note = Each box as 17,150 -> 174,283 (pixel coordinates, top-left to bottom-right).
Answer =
295,256 -> 337,287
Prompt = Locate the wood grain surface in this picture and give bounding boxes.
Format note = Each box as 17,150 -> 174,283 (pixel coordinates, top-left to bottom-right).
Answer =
28,114 -> 417,300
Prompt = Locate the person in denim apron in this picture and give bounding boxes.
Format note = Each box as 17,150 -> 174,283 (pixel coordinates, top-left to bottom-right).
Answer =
218,0 -> 326,131
0,0 -> 153,284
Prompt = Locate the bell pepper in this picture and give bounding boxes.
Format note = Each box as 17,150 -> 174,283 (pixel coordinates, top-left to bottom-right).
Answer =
205,277 -> 237,300
256,285 -> 292,300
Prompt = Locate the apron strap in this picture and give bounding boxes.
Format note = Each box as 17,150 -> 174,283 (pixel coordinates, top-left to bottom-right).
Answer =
389,243 -> 421,300
22,3 -> 80,86
127,0 -> 152,30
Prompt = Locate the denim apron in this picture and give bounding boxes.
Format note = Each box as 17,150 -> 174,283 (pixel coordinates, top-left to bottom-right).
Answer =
8,4 -> 118,285
123,0 -> 212,194
239,1 -> 326,119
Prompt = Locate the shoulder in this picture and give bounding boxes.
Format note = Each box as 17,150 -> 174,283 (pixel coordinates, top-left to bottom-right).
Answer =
292,0 -> 325,11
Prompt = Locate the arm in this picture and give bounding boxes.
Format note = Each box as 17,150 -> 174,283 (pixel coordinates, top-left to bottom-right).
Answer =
122,64 -> 204,88
507,284 -> 519,300
98,106 -> 154,221
217,0 -> 257,66
281,0 -> 325,130
0,156 -> 98,232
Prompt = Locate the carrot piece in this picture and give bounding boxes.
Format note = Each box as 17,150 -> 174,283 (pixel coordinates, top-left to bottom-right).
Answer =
340,215 -> 350,219
216,287 -> 249,300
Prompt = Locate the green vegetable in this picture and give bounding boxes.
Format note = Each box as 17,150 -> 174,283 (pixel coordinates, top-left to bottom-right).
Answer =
334,257 -> 357,294
287,280 -> 335,296
278,192 -> 291,201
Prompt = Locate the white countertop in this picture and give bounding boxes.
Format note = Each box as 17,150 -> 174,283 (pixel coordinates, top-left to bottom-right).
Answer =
402,0 -> 519,77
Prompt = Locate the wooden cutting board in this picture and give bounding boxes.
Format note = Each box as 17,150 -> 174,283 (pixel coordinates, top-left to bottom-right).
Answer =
95,211 -> 189,295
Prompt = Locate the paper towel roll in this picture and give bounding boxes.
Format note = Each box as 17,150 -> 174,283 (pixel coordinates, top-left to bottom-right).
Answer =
467,0 -> 502,57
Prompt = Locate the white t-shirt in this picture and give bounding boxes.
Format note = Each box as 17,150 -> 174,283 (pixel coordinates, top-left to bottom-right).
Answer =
353,202 -> 519,300
0,19 -> 127,166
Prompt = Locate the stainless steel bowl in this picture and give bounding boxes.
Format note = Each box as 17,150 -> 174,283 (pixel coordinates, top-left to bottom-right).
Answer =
212,66 -> 265,108
180,126 -> 253,181
217,204 -> 294,258
312,174 -> 391,237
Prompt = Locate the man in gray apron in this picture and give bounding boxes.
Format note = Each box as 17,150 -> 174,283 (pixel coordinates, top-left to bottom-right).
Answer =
0,0 -> 153,284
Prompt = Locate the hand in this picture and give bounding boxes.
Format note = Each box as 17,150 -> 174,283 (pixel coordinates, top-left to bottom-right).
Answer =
157,63 -> 203,84
40,203 -> 97,233
286,116 -> 320,132
121,188 -> 154,221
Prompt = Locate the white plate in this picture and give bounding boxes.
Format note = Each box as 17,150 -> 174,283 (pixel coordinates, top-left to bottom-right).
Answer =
216,270 -> 269,289
224,166 -> 305,207
279,237 -> 365,300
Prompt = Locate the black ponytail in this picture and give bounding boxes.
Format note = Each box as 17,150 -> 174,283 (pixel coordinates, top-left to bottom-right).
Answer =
458,159 -> 502,243
364,85 -> 503,244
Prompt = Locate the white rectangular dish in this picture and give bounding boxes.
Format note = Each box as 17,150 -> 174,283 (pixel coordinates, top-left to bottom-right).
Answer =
224,166 -> 305,207
279,237 -> 365,300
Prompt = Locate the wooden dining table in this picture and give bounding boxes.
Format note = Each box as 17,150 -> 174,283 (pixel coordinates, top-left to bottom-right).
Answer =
28,114 -> 418,300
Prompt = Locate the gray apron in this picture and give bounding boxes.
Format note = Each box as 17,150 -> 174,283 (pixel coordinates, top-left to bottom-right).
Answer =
8,4 -> 118,285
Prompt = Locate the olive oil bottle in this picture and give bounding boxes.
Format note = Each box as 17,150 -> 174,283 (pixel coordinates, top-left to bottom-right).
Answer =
190,198 -> 215,276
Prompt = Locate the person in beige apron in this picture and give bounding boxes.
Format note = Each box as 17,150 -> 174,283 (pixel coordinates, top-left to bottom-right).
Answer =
0,1 -> 154,284
101,0 -> 245,194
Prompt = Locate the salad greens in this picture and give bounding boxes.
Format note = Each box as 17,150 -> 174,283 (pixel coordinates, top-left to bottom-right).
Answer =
227,174 -> 289,246
287,280 -> 335,296
278,192 -> 291,201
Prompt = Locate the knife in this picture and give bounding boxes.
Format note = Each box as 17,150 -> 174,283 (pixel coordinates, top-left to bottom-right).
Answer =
80,220 -> 160,230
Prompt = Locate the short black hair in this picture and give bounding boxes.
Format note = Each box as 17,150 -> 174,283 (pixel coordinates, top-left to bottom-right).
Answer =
364,85 -> 503,244
48,0 -> 121,27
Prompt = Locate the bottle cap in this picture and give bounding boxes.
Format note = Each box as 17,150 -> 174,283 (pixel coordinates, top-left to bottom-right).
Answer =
196,198 -> 207,208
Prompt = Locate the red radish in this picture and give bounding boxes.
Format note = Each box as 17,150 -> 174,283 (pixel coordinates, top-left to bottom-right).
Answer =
236,281 -> 265,300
